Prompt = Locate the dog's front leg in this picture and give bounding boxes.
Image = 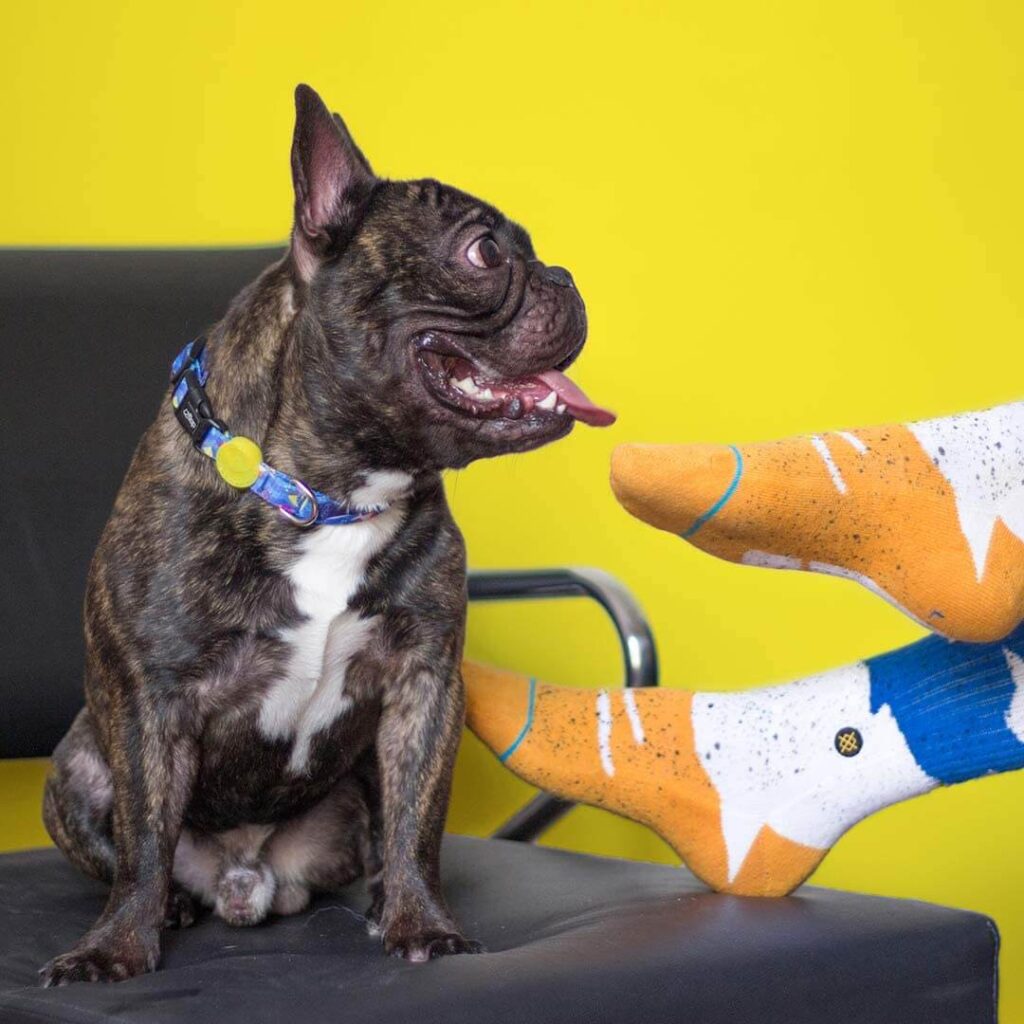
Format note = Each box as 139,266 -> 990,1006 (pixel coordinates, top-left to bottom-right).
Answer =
40,691 -> 198,986
376,659 -> 481,961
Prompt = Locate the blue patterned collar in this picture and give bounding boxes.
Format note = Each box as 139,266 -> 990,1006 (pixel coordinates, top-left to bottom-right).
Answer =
170,338 -> 387,528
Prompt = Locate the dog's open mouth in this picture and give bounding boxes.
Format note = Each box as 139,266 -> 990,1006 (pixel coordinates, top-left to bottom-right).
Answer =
417,349 -> 616,428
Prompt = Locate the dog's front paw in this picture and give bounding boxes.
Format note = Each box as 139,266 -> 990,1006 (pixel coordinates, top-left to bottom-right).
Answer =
383,925 -> 484,962
39,932 -> 159,986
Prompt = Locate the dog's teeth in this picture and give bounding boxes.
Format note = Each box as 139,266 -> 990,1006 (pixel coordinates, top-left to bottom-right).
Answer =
556,403 -> 567,415
454,377 -> 477,395
480,388 -> 494,401
537,392 -> 558,412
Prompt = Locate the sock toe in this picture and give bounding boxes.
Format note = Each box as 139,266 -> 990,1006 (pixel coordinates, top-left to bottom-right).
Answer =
611,442 -> 742,537
463,661 -> 534,759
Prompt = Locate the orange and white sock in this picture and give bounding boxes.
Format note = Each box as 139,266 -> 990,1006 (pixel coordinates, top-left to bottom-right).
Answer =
465,623 -> 1024,896
610,401 -> 1024,642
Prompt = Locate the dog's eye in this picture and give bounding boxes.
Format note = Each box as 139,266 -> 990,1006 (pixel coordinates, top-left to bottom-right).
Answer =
466,235 -> 503,269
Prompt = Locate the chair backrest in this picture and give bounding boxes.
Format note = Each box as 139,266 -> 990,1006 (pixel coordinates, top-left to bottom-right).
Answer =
0,247 -> 282,757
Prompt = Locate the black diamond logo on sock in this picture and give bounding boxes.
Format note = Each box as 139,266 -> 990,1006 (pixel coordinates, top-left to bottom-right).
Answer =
835,727 -> 863,757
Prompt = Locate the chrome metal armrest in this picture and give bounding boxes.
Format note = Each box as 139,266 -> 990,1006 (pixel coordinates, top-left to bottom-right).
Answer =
467,567 -> 659,842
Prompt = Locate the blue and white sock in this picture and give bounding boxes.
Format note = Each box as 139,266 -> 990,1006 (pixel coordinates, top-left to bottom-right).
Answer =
692,623 -> 1024,892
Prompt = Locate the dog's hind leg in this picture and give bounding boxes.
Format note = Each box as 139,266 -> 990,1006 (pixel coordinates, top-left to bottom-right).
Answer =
44,710 -> 199,930
264,775 -> 374,921
354,758 -> 385,934
43,710 -> 116,884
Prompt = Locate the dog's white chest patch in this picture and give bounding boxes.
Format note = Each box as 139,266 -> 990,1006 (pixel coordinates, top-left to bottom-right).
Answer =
257,471 -> 411,772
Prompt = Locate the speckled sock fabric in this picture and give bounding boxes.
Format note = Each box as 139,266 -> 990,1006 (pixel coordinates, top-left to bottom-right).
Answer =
610,401 -> 1024,642
464,623 -> 1024,896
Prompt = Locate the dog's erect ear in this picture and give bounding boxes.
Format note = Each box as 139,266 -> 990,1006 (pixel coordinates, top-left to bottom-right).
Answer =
290,84 -> 376,277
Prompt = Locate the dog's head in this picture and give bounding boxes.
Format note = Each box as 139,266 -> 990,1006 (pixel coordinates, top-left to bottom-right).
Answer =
287,85 -> 614,471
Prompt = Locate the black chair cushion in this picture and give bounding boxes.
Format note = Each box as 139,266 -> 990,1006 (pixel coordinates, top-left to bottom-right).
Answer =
0,836 -> 997,1024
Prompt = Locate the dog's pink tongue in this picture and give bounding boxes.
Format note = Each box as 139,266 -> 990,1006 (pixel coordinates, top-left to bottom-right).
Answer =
535,370 -> 617,427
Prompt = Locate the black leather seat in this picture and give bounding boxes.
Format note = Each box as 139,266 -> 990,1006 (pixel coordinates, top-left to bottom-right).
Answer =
0,249 -> 1000,1023
0,838 -> 998,1024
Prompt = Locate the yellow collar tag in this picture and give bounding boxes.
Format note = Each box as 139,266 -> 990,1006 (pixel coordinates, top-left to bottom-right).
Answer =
215,436 -> 263,489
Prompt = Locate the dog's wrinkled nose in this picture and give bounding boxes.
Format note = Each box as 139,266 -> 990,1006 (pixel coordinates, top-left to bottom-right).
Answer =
544,265 -> 575,288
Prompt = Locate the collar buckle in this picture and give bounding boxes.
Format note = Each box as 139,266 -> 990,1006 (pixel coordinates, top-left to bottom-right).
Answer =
170,340 -> 226,448
173,371 -> 227,448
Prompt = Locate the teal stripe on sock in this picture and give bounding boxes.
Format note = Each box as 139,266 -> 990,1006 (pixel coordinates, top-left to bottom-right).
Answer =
682,444 -> 744,539
498,677 -> 536,763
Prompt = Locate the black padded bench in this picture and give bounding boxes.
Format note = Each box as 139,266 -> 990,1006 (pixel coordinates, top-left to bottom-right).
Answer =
0,249 -> 999,1023
0,838 -> 998,1024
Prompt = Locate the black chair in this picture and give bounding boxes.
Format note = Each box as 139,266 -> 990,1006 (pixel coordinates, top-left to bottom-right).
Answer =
0,249 -> 999,1023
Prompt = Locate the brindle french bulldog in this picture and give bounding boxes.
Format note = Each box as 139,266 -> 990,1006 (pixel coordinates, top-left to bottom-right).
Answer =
38,84 -> 614,985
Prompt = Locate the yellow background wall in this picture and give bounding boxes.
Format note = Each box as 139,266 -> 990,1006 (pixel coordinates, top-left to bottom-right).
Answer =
3,0 -> 1023,1016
